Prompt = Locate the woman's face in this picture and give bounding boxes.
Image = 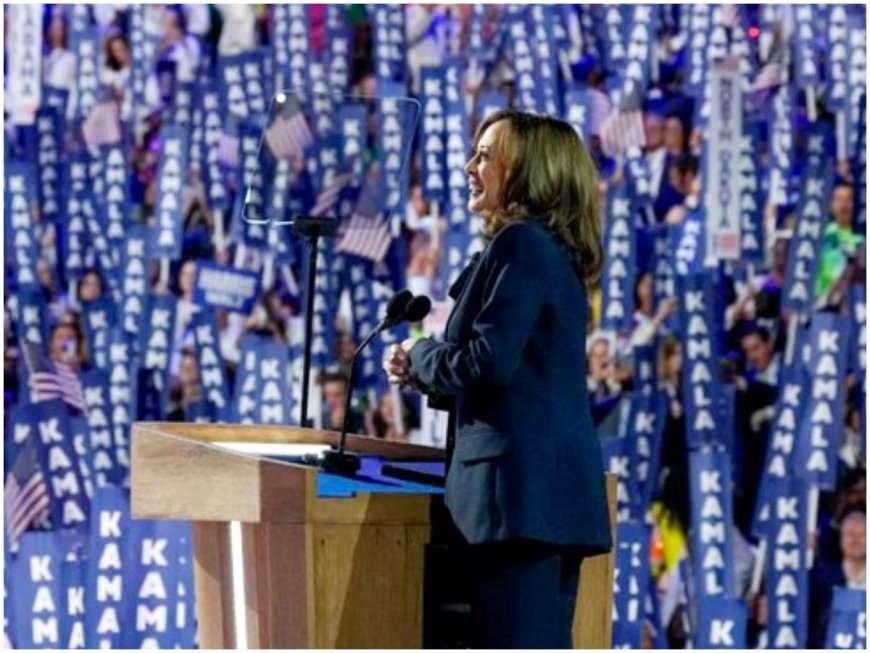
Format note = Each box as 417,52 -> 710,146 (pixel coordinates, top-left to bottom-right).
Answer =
50,324 -> 78,365
179,261 -> 197,297
667,344 -> 683,379
109,37 -> 130,67
465,120 -> 510,220
588,340 -> 611,378
636,273 -> 653,312
48,15 -> 66,48
79,273 -> 102,303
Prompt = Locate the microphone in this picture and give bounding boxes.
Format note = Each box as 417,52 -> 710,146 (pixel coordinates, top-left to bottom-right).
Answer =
319,290 -> 430,476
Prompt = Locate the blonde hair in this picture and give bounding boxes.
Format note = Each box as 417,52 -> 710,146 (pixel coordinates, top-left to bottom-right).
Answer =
472,110 -> 604,289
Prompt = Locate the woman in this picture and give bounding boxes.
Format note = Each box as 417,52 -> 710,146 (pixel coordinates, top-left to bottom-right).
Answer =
384,110 -> 612,648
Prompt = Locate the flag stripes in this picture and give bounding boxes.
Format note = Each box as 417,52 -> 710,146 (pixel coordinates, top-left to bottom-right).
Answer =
599,109 -> 646,157
336,214 -> 392,262
264,112 -> 314,159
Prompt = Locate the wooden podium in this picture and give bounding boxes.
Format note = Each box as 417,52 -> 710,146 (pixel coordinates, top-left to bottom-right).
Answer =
131,422 -> 616,649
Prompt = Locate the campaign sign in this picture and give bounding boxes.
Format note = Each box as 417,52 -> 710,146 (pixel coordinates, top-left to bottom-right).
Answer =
79,369 -> 121,487
600,184 -> 635,333
137,294 -> 178,420
106,329 -> 135,477
325,4 -> 353,90
84,487 -> 129,648
612,521 -> 651,648
5,162 -> 40,288
826,6 -> 849,112
193,261 -> 261,314
20,400 -> 90,532
705,58 -> 742,261
765,476 -> 810,649
419,66 -> 447,203
81,298 -> 116,372
793,6 -> 820,87
16,284 -> 49,346
120,225 -> 151,336
152,125 -> 190,261
600,437 -> 633,524
189,309 -> 231,421
233,333 -> 293,425
35,106 -> 63,225
751,360 -> 809,537
695,596 -> 748,648
7,532 -> 67,648
825,587 -> 866,649
689,448 -> 736,599
678,273 -> 723,449
795,313 -> 850,490
782,124 -> 833,314
738,123 -> 765,263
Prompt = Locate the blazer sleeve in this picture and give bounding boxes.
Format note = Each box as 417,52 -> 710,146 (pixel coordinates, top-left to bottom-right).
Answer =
407,224 -> 550,393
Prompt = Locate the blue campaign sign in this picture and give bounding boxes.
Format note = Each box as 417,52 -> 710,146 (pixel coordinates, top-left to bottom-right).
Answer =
626,389 -> 667,516
85,487 -> 129,648
193,261 -> 261,314
795,313 -> 850,489
233,333 -> 293,424
36,106 -> 64,226
612,521 -> 651,648
79,369 -> 121,487
137,294 -> 178,420
7,531 -> 68,648
825,587 -> 866,649
16,284 -> 49,346
4,161 -> 40,288
81,297 -> 116,372
325,4 -> 352,90
783,124 -> 834,313
793,6 -> 820,87
695,596 -> 748,648
120,225 -> 151,336
419,65 -> 447,203
826,6 -> 849,112
370,5 -> 407,84
678,273 -> 724,449
189,309 -> 231,421
99,143 -> 129,252
106,328 -> 135,478
125,519 -> 194,648
738,123 -> 765,263
600,437 -> 633,523
767,83 -> 795,208
151,125 -> 190,261
751,359 -> 809,538
689,447 -> 736,599
601,184 -> 636,333
765,477 -> 810,649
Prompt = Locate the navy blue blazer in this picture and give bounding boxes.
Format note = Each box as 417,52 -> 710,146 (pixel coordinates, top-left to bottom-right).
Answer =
408,221 -> 612,552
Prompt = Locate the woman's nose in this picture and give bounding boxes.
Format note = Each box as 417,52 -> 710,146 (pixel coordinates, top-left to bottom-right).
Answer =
465,157 -> 475,175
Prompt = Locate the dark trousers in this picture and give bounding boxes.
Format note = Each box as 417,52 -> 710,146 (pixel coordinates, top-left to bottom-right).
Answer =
464,539 -> 584,649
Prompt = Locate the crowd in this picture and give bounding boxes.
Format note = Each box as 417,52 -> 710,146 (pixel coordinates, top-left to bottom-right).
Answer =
3,4 -> 866,649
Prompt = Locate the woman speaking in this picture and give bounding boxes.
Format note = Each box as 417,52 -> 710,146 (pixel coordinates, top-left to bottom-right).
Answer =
385,110 -> 612,648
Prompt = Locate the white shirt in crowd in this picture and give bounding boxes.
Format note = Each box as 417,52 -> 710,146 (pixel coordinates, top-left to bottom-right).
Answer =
43,47 -> 77,119
217,5 -> 257,56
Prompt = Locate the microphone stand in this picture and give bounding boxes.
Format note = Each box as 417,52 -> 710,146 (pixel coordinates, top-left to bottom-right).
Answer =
293,216 -> 338,428
320,327 -> 382,476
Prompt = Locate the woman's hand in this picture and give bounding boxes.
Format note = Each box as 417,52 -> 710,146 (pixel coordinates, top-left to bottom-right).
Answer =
383,338 -> 424,388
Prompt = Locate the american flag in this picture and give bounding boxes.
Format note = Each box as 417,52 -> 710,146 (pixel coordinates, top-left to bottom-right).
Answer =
599,109 -> 646,158
82,101 -> 122,154
336,214 -> 393,262
265,111 -> 314,160
4,438 -> 51,542
309,172 -> 353,217
21,340 -> 87,413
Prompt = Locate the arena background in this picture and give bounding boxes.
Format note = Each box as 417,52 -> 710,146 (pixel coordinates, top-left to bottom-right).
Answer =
2,3 -> 867,649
